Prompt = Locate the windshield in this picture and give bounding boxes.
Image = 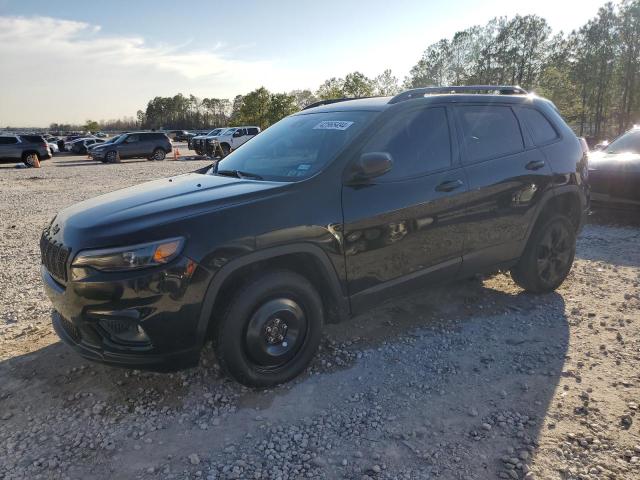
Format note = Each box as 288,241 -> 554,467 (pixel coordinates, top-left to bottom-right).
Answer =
606,129 -> 640,155
208,129 -> 223,136
209,111 -> 376,181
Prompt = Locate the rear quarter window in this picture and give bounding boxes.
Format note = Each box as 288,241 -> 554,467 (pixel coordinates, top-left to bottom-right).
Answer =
19,135 -> 45,143
457,106 -> 524,163
519,108 -> 559,145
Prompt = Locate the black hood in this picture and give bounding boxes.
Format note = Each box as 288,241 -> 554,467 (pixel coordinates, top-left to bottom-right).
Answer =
53,173 -> 285,248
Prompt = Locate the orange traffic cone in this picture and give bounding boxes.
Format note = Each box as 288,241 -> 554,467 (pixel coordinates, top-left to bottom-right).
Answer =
173,148 -> 180,161
33,155 -> 41,168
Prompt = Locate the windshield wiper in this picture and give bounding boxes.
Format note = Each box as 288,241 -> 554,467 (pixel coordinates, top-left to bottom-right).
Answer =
216,169 -> 263,180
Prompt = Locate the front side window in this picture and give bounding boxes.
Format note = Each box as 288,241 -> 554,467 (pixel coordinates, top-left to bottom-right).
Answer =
361,107 -> 452,180
210,111 -> 377,181
458,105 -> 524,163
125,134 -> 139,143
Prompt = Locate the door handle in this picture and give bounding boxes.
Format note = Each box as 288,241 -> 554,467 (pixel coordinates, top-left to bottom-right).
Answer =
435,179 -> 464,192
526,160 -> 546,171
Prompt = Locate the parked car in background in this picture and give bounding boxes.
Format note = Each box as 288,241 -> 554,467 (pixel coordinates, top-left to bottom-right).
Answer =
88,134 -> 124,152
203,126 -> 260,157
71,138 -> 105,154
41,86 -> 588,386
589,126 -> 640,209
90,131 -> 172,163
64,137 -> 94,152
94,132 -> 108,138
165,130 -> 190,142
190,128 -> 225,155
48,141 -> 59,154
0,134 -> 52,166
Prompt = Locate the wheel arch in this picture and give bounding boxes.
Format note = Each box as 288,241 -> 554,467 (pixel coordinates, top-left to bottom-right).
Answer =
195,244 -> 349,345
525,186 -> 584,245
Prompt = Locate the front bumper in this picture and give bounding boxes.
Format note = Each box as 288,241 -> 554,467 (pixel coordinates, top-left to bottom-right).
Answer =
42,257 -> 211,370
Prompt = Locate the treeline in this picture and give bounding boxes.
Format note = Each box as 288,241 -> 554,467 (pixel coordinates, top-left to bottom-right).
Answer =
405,0 -> 640,140
138,69 -> 400,131
51,0 -> 639,141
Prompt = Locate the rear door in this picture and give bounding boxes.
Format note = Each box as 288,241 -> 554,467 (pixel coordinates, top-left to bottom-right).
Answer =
454,103 -> 554,275
341,106 -> 469,311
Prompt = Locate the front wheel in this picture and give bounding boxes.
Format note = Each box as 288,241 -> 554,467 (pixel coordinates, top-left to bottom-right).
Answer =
214,270 -> 323,387
221,143 -> 230,157
511,215 -> 576,293
105,150 -> 119,163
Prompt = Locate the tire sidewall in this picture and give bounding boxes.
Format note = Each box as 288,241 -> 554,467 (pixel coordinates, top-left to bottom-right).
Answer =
516,215 -> 576,292
216,271 -> 323,387
152,148 -> 166,161
23,152 -> 39,167
106,150 -> 119,163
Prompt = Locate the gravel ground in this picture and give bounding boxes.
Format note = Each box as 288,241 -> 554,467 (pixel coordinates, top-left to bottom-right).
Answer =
1,153 -> 640,480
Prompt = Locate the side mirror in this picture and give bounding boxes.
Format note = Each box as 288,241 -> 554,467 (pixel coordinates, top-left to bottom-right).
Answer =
348,152 -> 393,183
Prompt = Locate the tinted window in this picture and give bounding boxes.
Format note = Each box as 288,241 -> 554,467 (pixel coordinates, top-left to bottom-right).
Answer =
19,135 -> 45,143
0,136 -> 18,145
520,108 -> 558,145
248,127 -> 259,135
458,106 -> 523,163
125,134 -> 140,143
362,107 -> 452,180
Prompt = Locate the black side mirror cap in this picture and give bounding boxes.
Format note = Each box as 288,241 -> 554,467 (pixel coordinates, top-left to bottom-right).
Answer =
347,152 -> 393,184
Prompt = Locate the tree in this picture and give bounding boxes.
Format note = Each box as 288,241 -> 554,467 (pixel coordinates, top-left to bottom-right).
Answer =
84,120 -> 100,132
290,89 -> 318,109
237,87 -> 272,128
342,71 -> 375,97
374,69 -> 400,95
316,77 -> 345,100
267,93 -> 298,125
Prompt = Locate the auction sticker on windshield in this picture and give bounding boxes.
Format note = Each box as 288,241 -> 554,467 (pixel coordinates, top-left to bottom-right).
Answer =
313,120 -> 354,131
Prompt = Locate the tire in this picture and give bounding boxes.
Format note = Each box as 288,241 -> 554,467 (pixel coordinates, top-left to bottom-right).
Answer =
151,148 -> 166,161
215,270 -> 324,387
221,143 -> 231,157
105,150 -> 119,163
511,214 -> 576,293
23,152 -> 39,167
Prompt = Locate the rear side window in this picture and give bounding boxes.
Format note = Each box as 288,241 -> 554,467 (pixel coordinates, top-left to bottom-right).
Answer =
19,135 -> 45,143
0,136 -> 18,145
363,107 -> 452,180
457,106 -> 524,163
519,108 -> 558,145
248,127 -> 259,135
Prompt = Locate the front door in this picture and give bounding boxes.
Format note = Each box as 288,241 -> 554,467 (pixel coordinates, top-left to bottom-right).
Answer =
341,106 -> 469,312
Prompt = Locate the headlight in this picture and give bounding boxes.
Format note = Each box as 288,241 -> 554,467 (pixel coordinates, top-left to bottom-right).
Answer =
72,237 -> 184,272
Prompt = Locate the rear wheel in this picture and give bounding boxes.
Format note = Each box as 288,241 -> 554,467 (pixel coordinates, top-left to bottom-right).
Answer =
214,270 -> 323,387
23,152 -> 39,167
150,148 -> 166,161
511,215 -> 576,293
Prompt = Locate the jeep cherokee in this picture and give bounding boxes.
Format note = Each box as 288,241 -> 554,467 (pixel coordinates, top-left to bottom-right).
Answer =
41,86 -> 589,387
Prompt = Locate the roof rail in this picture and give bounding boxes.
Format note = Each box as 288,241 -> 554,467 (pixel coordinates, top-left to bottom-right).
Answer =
389,85 -> 528,104
302,98 -> 355,110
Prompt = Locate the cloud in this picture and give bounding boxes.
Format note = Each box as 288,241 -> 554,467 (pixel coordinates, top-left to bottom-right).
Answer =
0,16 -> 270,80
0,15 -> 297,125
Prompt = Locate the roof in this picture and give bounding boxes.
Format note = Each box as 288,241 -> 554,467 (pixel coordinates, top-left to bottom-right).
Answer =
300,86 -> 550,115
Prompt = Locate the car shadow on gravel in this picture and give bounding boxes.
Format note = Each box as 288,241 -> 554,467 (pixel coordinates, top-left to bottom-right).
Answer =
0,274 -> 570,479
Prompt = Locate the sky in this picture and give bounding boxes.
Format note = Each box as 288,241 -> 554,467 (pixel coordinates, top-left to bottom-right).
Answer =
0,0 -> 607,127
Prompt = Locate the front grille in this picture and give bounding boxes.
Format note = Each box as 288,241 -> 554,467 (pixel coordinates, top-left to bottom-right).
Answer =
40,228 -> 70,282
60,315 -> 81,343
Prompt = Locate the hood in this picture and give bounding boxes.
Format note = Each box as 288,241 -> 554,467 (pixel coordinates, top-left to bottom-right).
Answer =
54,173 -> 286,247
589,151 -> 640,172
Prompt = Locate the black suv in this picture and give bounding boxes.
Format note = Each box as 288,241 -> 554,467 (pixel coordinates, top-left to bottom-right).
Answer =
90,132 -> 172,163
41,86 -> 589,387
0,134 -> 52,166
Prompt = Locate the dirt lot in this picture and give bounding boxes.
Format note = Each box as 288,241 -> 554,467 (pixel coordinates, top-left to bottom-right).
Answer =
1,153 -> 640,480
